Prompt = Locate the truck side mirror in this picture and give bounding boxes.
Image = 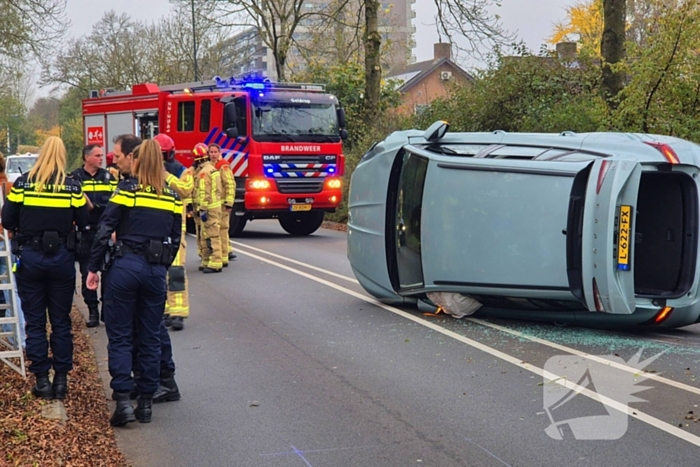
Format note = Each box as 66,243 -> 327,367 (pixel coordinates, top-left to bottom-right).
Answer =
224,102 -> 239,138
337,107 -> 346,130
340,129 -> 348,141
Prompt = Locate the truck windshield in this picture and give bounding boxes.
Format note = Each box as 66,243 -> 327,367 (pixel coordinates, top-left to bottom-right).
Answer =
251,102 -> 339,142
7,156 -> 37,174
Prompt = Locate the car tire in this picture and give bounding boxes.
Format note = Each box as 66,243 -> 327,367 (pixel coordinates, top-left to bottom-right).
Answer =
229,212 -> 247,237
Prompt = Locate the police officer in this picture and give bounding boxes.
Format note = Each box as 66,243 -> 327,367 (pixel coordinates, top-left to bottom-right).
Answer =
208,143 -> 236,264
110,134 -> 182,404
154,134 -> 193,332
1,136 -> 88,400
87,139 -> 182,426
192,143 -> 223,273
72,144 -> 118,327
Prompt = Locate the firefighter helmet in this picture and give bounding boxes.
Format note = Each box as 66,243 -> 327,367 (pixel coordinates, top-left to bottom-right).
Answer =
153,133 -> 176,161
106,152 -> 114,166
192,142 -> 209,162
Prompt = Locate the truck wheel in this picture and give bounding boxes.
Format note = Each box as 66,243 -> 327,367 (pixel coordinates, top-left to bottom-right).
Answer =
278,211 -> 325,236
229,213 -> 247,237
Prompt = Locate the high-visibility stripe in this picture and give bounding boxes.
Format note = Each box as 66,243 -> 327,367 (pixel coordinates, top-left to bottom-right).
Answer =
72,195 -> 87,208
82,185 -> 115,192
24,197 -> 72,208
134,196 -> 180,212
110,192 -> 135,207
26,192 -> 72,198
7,188 -> 23,202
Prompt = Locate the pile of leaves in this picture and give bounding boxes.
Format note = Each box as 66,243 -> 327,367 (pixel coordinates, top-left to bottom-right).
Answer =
0,308 -> 128,467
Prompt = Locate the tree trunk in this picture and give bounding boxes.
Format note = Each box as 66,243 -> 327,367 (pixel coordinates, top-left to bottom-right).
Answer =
601,0 -> 626,108
363,0 -> 381,123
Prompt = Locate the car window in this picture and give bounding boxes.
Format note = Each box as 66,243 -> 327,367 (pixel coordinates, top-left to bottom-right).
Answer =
394,152 -> 428,289
7,157 -> 37,174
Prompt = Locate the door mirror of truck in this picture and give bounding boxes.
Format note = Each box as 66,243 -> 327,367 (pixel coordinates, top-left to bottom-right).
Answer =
337,107 -> 346,129
225,127 -> 239,139
340,129 -> 348,141
224,102 -> 238,138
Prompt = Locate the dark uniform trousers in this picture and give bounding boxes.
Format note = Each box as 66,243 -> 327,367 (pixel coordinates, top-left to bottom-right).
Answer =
103,253 -> 167,394
132,319 -> 176,375
78,229 -> 104,308
18,246 -> 76,374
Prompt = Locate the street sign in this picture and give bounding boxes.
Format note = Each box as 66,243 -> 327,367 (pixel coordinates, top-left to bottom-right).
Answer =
87,126 -> 104,146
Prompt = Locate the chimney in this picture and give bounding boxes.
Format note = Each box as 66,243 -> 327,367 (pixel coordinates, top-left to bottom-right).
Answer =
434,42 -> 452,61
556,42 -> 577,61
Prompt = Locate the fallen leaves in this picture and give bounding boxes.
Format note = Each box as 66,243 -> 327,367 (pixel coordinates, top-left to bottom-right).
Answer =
0,307 -> 128,467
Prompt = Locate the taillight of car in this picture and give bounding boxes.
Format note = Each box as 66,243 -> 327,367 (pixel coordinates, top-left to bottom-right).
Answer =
596,160 -> 612,194
644,142 -> 680,164
653,306 -> 674,324
592,278 -> 605,312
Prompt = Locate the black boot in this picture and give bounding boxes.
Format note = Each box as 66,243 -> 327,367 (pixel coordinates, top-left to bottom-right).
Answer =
52,372 -> 68,400
170,317 -> 184,331
31,372 -> 53,400
153,370 -> 181,403
228,252 -> 237,260
110,392 -> 136,427
87,306 -> 99,328
164,314 -> 172,327
135,395 -> 153,423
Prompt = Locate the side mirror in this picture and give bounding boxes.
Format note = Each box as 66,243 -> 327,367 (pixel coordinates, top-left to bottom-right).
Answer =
224,102 -> 238,137
424,120 -> 449,141
225,127 -> 239,139
337,107 -> 346,130
340,129 -> 348,141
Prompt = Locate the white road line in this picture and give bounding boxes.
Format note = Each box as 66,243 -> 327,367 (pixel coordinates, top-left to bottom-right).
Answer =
230,246 -> 700,447
231,239 -> 700,397
230,240 -> 359,284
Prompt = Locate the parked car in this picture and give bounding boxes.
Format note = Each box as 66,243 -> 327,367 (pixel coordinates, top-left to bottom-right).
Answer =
6,153 -> 39,184
347,121 -> 700,329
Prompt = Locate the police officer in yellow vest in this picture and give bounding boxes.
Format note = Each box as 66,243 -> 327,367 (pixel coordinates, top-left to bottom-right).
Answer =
72,144 -> 118,327
1,136 -> 88,400
192,143 -> 223,273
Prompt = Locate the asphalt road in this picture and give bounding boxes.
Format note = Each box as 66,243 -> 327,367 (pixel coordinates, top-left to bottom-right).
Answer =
82,220 -> 700,467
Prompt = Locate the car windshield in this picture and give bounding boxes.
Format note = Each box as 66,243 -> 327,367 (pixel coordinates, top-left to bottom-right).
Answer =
7,156 -> 37,174
251,102 -> 339,142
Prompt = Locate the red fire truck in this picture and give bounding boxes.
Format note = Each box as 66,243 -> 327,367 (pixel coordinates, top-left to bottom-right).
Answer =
82,76 -> 347,236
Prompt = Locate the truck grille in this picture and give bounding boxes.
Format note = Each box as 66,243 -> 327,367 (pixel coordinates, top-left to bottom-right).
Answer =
263,154 -> 337,178
276,179 -> 325,194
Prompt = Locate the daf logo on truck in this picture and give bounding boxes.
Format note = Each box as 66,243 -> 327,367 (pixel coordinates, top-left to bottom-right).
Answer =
82,76 -> 346,237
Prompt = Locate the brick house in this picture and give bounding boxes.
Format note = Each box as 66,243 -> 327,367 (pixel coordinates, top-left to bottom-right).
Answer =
386,43 -> 474,115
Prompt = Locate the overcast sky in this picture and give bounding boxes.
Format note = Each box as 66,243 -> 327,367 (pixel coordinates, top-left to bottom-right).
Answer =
66,0 -> 577,58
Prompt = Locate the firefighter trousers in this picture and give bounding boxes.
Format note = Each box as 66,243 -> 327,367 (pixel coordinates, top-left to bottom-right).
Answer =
166,231 -> 189,318
194,215 -> 202,257
200,209 -> 223,270
220,207 -> 231,264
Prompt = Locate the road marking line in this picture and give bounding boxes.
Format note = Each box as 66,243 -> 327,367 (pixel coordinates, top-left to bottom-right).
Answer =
231,240 -> 359,284
231,246 -> 700,447
230,239 -> 700,398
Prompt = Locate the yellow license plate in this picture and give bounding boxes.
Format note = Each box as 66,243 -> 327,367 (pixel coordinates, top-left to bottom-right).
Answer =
290,204 -> 312,212
617,205 -> 632,270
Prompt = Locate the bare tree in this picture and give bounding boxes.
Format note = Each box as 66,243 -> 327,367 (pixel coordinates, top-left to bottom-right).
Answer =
364,0 -> 381,122
432,0 -> 515,60
0,0 -> 68,62
601,0 -> 626,107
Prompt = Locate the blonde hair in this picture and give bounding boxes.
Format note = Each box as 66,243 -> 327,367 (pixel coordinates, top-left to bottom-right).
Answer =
28,136 -> 67,192
133,139 -> 165,196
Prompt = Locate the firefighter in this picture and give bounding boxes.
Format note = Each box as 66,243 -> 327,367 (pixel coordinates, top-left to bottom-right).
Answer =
192,143 -> 223,273
86,139 -> 182,426
208,143 -> 236,264
109,135 -> 182,407
154,133 -> 192,331
1,136 -> 88,400
72,144 -> 118,327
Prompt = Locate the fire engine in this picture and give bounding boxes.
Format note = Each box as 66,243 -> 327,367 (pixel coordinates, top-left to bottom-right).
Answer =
82,76 -> 348,236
